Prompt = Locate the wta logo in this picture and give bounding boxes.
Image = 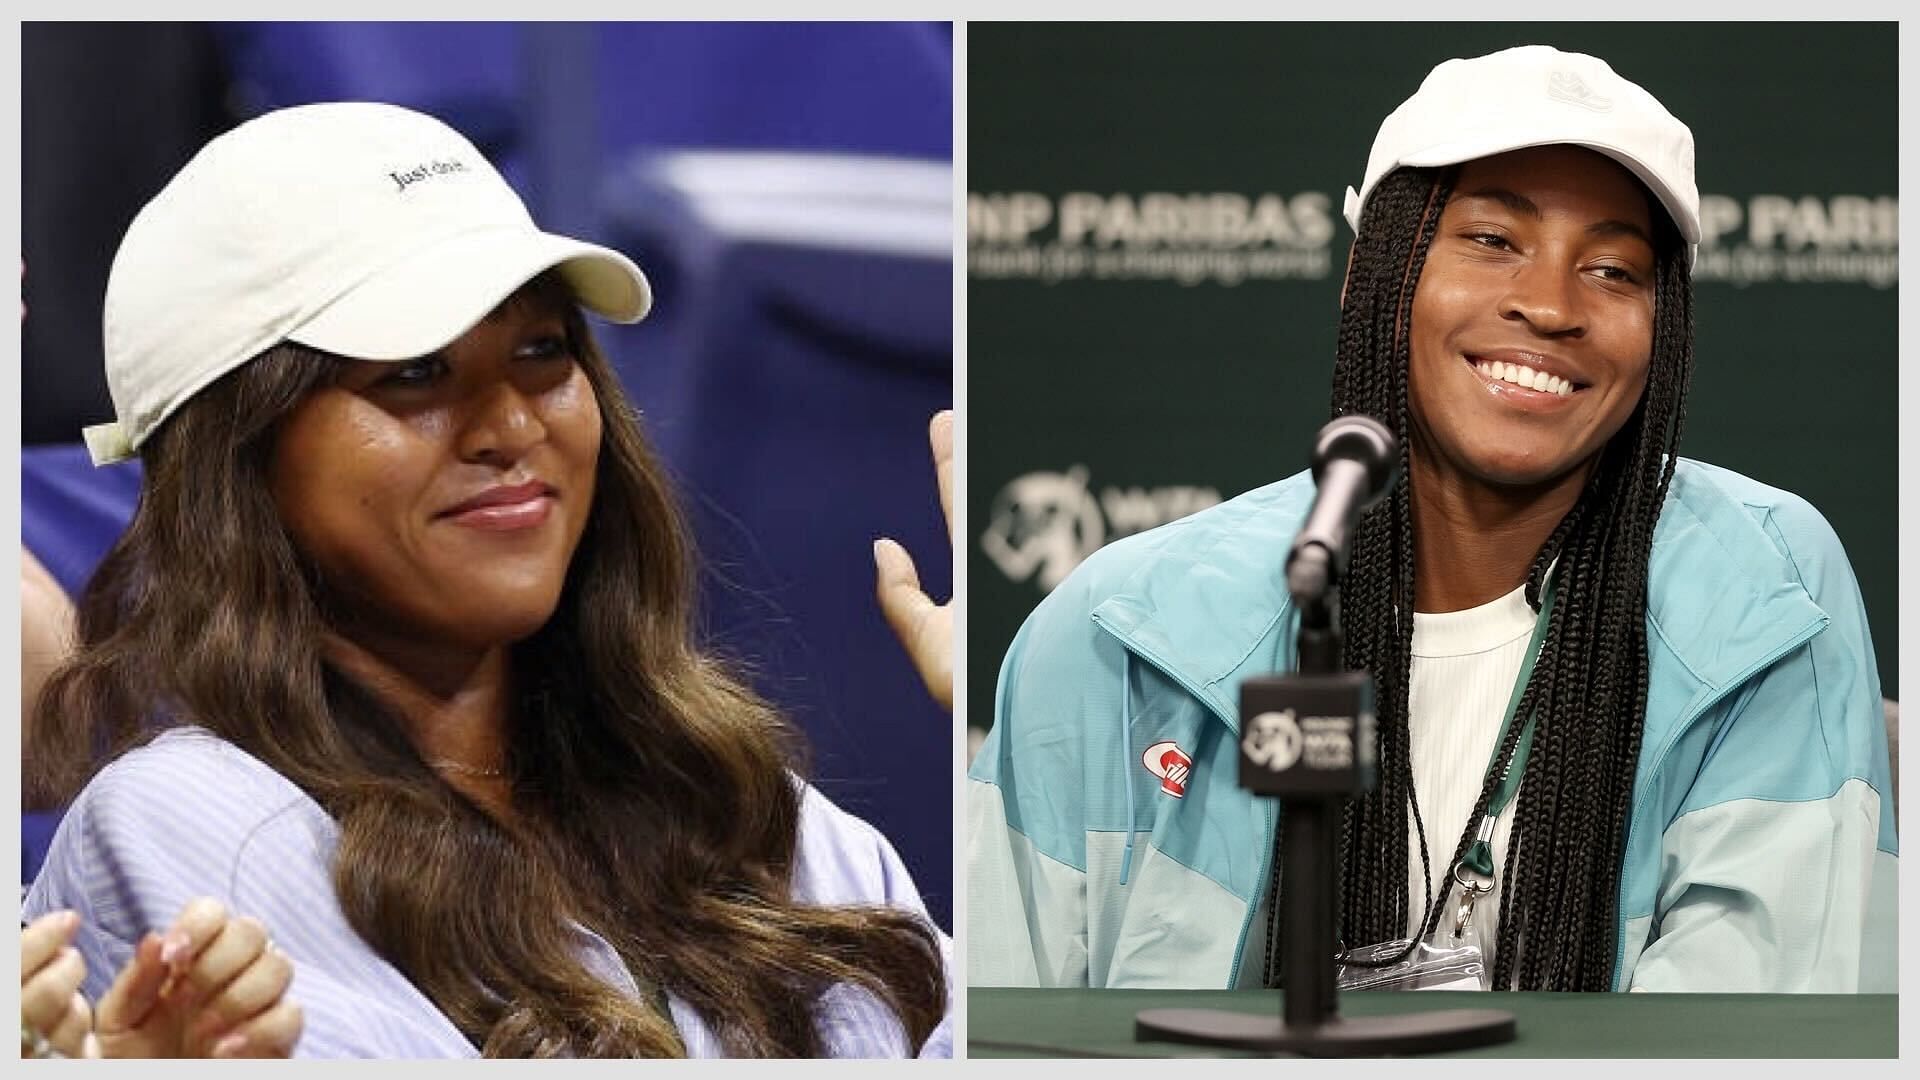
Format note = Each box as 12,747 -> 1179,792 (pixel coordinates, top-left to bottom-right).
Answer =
1244,709 -> 1304,772
1142,741 -> 1193,798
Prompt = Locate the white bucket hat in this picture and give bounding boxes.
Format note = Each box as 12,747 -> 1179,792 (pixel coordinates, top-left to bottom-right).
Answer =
1343,45 -> 1699,262
85,101 -> 653,465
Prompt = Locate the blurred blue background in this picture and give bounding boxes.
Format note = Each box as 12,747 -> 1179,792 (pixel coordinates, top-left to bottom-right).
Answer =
21,22 -> 955,930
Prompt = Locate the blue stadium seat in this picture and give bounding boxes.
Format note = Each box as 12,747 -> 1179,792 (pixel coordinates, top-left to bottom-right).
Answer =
22,444 -> 142,601
213,23 -> 523,163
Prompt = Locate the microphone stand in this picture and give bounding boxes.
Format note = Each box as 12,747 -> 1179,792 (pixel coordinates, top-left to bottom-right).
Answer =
1133,513 -> 1517,1056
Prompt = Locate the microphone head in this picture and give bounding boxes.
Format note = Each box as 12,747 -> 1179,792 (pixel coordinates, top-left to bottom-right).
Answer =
1309,415 -> 1399,501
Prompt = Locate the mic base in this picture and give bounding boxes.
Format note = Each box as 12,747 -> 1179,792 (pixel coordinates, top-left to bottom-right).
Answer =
1135,1005 -> 1516,1056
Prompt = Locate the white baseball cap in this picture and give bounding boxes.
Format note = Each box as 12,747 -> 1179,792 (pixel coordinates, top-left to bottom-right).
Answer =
1343,45 -> 1699,262
85,101 -> 653,466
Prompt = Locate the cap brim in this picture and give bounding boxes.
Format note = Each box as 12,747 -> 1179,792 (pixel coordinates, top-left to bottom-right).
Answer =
1399,135 -> 1700,246
287,226 -> 652,362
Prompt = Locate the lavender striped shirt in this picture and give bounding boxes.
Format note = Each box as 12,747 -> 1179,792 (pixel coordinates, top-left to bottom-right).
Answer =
23,727 -> 953,1058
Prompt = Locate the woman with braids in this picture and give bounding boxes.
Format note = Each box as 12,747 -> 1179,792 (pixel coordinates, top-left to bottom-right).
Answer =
969,45 -> 1895,994
24,102 -> 951,1056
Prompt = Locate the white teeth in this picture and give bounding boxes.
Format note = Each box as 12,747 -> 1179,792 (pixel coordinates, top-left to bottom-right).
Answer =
1475,359 -> 1575,397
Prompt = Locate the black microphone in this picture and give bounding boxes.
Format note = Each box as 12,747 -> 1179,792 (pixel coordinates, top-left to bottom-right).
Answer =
1284,415 -> 1399,607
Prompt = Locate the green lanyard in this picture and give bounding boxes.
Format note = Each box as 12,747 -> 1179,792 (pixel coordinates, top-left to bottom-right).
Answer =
1455,570 -> 1558,883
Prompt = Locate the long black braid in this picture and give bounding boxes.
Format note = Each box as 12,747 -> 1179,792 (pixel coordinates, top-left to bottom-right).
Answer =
1263,165 -> 1694,991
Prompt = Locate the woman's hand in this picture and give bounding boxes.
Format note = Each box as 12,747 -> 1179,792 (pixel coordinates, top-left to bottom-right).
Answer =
875,410 -> 955,711
93,897 -> 303,1058
21,910 -> 96,1058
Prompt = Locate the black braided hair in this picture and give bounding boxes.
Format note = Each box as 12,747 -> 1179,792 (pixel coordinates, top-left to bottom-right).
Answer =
1264,164 -> 1694,992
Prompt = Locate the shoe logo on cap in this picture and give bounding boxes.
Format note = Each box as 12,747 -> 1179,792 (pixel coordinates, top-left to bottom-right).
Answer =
1547,70 -> 1613,113
1142,741 -> 1193,799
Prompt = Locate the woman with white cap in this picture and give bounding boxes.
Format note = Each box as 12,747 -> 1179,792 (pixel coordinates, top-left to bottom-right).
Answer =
24,101 -> 951,1057
969,45 -> 1893,994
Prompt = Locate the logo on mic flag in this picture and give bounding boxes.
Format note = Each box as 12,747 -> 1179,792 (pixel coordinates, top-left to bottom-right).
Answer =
1142,740 -> 1193,798
1244,709 -> 1305,772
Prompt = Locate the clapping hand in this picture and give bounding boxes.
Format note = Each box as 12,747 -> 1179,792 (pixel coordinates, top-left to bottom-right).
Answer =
92,897 -> 303,1058
21,910 -> 95,1058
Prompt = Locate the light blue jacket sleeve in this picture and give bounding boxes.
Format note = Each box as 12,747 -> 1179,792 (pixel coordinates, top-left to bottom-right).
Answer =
967,587 -> 1099,988
1629,495 -> 1897,992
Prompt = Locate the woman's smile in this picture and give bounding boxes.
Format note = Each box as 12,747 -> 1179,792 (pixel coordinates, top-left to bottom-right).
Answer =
1461,351 -> 1589,413
435,479 -> 559,532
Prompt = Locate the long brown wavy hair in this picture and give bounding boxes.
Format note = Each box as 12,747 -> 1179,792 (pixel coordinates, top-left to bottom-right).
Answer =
28,273 -> 948,1056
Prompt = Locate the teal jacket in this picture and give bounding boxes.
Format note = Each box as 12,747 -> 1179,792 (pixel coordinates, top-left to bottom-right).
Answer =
968,459 -> 1897,992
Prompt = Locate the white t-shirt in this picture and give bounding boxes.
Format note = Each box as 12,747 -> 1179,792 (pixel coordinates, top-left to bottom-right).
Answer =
1404,580 -> 1537,963
1235,581 -> 1541,988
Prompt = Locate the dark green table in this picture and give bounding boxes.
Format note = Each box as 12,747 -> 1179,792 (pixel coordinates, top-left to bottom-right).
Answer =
969,988 -> 1897,1057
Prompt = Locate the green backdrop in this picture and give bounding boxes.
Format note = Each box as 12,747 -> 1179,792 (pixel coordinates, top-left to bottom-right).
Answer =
968,22 -> 1899,735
